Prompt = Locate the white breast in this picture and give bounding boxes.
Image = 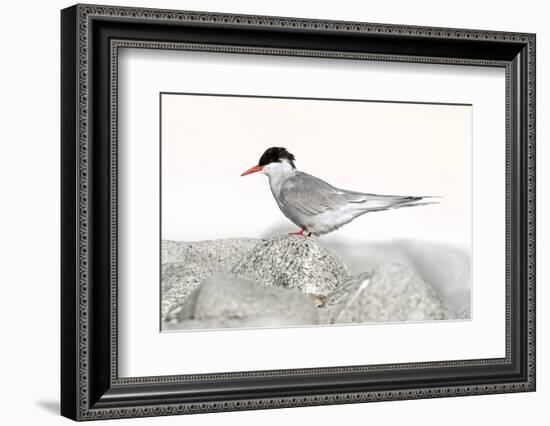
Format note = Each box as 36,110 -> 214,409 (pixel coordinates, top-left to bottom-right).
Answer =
263,161 -> 296,199
304,204 -> 368,235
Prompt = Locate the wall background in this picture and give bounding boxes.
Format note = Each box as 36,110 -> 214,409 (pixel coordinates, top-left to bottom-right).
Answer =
0,0 -> 546,424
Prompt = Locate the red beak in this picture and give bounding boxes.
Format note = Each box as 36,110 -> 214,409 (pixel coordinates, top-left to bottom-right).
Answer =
241,165 -> 263,176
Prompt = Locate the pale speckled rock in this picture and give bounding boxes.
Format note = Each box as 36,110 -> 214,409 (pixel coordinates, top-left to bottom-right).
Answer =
231,235 -> 349,302
161,239 -> 261,321
325,240 -> 470,319
320,263 -> 445,324
166,273 -> 318,330
162,238 -> 261,267
161,262 -> 217,321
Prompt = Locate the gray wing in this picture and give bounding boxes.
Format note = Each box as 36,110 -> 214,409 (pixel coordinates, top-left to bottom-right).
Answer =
279,172 -> 425,216
279,172 -> 349,215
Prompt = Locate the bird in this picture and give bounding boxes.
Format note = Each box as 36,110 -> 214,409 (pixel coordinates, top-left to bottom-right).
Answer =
240,147 -> 439,237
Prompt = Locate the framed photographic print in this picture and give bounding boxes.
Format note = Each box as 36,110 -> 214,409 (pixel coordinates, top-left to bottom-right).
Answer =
61,4 -> 536,421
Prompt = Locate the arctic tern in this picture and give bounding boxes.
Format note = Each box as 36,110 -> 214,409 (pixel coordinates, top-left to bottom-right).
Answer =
241,147 -> 438,237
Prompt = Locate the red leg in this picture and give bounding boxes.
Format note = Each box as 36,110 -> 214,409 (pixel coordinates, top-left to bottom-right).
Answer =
289,227 -> 311,237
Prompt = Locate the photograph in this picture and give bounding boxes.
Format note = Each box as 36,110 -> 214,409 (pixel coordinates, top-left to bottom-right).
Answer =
58,3 -> 536,421
160,93 -> 472,331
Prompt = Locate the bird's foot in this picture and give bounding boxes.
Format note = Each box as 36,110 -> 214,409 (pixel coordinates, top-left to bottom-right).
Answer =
289,228 -> 312,237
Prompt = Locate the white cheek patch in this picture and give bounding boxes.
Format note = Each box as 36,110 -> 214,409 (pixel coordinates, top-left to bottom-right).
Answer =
264,161 -> 294,176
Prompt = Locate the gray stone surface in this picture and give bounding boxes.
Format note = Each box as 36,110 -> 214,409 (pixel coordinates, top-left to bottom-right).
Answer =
325,240 -> 470,319
166,273 -> 318,330
162,235 -> 468,329
161,262 -> 215,320
161,238 -> 261,321
320,263 -> 445,324
231,235 -> 349,303
162,238 -> 260,267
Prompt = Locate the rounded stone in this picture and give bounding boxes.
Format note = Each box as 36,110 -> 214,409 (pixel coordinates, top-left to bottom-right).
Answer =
231,235 -> 350,300
320,263 -> 445,324
171,273 -> 319,330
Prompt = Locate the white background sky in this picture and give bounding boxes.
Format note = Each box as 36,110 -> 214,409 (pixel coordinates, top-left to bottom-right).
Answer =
162,94 -> 472,249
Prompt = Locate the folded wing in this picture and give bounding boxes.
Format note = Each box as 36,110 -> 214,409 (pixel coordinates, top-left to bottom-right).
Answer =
279,172 -> 429,216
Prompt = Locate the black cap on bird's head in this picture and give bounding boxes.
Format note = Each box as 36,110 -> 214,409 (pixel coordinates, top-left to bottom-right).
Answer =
258,147 -> 296,168
241,147 -> 296,176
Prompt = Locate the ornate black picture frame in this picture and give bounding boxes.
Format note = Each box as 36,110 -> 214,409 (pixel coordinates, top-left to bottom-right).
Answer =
61,4 -> 536,421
